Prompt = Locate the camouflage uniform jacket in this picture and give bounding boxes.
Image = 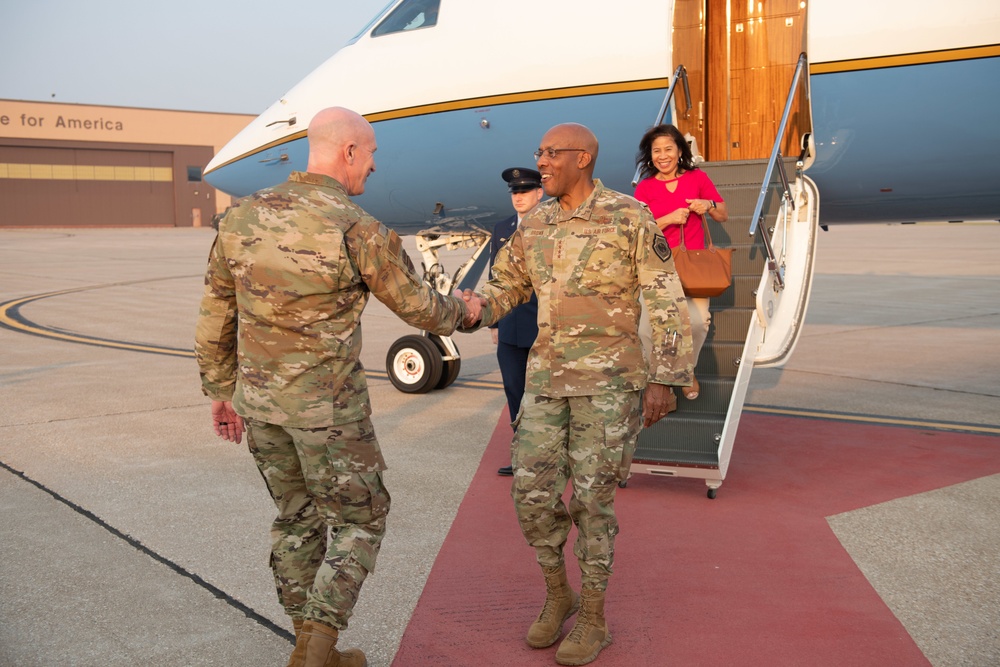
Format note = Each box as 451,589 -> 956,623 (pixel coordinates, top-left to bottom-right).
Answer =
478,180 -> 693,397
195,171 -> 465,428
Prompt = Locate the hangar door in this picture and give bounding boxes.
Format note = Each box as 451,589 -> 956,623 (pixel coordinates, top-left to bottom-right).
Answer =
0,145 -> 175,227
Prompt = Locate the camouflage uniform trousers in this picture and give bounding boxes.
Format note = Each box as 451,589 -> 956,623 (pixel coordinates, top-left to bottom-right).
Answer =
511,390 -> 642,591
246,417 -> 390,630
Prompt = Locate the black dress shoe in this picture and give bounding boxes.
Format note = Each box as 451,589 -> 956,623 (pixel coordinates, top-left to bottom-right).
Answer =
497,465 -> 514,476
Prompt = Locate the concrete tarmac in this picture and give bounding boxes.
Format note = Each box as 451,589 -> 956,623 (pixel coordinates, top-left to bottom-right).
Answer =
0,222 -> 997,666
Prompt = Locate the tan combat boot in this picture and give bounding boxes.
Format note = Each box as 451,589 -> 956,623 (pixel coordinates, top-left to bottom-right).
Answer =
286,620 -> 367,667
555,589 -> 612,665
526,565 -> 580,648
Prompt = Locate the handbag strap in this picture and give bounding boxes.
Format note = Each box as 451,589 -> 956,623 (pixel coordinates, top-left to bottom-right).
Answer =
700,212 -> 716,250
679,211 -> 716,250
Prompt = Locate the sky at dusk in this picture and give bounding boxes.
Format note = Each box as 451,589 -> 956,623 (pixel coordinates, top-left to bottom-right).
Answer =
0,0 -> 389,114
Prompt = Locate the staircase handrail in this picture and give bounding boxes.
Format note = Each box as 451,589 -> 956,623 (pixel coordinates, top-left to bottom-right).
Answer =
631,64 -> 691,187
747,52 -> 811,290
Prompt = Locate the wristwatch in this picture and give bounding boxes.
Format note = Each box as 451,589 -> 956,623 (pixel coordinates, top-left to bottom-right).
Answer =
709,200 -> 717,210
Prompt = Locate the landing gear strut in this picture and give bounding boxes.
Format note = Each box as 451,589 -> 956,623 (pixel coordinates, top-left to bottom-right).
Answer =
384,222 -> 490,392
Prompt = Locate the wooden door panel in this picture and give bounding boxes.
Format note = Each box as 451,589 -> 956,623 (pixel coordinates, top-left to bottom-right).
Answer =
672,0 -> 706,156
728,0 -> 807,160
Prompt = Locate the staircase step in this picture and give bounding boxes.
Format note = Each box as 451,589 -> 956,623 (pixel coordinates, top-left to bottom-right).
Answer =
709,275 -> 760,309
668,376 -> 736,415
693,341 -> 745,378
635,414 -> 726,464
630,157 -> 797,475
708,307 -> 755,344
699,157 -> 799,186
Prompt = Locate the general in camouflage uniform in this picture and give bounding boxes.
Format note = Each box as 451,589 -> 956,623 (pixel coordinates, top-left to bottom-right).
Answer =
195,107 -> 471,667
469,123 -> 693,665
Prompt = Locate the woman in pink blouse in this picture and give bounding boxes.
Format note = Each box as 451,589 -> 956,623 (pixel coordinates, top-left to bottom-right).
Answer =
634,124 -> 729,400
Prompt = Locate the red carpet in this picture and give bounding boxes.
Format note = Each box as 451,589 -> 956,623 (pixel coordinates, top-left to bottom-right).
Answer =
392,412 -> 1000,666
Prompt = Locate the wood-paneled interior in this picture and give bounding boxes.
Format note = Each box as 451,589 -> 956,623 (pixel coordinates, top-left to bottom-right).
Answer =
703,0 -> 728,162
678,0 -> 809,162
672,0 -> 706,157
729,0 -> 807,160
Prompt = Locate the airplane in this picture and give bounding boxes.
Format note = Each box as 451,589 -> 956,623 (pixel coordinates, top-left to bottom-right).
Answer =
203,0 -> 1000,496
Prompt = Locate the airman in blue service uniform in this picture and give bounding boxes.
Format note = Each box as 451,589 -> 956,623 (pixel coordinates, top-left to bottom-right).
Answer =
490,167 -> 543,475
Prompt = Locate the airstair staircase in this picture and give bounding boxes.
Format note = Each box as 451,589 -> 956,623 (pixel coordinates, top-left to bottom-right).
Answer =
627,54 -> 821,497
629,157 -> 819,497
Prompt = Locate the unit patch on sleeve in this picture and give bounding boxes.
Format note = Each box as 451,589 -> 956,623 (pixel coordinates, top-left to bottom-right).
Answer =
652,234 -> 672,262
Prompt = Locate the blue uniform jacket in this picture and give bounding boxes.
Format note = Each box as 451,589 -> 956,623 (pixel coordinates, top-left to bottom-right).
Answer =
489,214 -> 538,348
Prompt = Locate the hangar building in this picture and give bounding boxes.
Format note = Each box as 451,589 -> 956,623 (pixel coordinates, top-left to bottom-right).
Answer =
0,100 -> 253,228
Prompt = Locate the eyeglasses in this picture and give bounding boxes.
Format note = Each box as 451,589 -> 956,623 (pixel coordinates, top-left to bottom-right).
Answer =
533,148 -> 587,160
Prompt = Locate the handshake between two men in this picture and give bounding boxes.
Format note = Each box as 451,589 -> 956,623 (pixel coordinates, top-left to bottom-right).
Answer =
456,288 -> 486,328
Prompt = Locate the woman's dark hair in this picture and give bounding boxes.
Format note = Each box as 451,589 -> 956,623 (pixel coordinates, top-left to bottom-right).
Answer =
635,124 -> 695,181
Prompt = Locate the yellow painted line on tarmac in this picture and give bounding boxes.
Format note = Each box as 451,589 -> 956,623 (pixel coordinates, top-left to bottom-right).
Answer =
0,283 -> 508,387
453,379 -> 505,389
0,284 -> 194,358
5,287 -> 996,433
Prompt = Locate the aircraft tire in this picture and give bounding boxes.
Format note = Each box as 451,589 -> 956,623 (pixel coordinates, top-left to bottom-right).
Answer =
429,334 -> 461,390
386,335 -> 443,394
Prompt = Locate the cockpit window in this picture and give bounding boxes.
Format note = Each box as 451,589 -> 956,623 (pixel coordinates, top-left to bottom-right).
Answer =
371,0 -> 440,37
348,1 -> 397,44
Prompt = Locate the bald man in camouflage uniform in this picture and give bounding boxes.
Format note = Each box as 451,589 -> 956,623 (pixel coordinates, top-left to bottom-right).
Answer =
195,107 -> 478,667
466,123 -> 693,666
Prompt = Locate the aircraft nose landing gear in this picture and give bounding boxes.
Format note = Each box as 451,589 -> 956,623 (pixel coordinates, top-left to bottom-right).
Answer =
386,333 -> 462,393
384,222 -> 489,393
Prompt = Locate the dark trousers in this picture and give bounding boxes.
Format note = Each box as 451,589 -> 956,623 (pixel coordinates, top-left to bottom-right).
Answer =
497,340 -> 530,424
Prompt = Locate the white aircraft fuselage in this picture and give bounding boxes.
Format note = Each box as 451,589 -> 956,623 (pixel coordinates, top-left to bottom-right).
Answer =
204,0 -> 1000,230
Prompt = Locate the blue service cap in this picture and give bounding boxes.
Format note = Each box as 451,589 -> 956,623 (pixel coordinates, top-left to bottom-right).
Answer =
502,167 -> 542,193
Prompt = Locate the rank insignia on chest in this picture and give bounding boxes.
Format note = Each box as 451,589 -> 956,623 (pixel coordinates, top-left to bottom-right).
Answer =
652,235 -> 672,262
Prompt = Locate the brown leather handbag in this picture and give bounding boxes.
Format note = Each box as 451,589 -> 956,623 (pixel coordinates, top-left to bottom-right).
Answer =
673,216 -> 733,298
